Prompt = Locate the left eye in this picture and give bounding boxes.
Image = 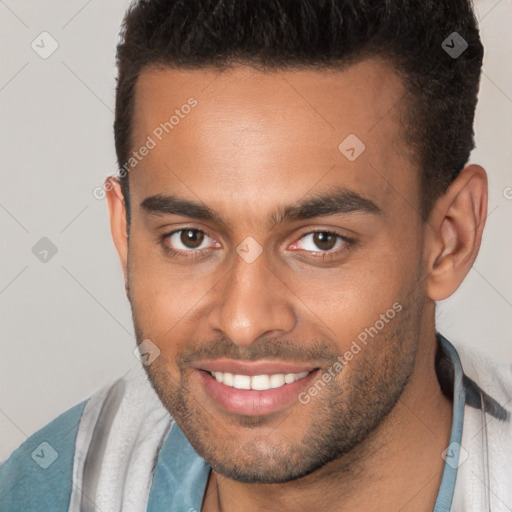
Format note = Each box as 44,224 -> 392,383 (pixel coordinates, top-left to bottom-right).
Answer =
166,229 -> 215,251
295,231 -> 346,252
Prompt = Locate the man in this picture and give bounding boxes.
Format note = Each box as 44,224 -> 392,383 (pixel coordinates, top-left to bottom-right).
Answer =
1,0 -> 510,510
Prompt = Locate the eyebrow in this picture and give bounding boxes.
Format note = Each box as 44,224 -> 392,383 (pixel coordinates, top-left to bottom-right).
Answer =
140,186 -> 383,229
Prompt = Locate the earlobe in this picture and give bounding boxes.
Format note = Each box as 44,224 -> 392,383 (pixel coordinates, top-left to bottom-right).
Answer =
105,176 -> 129,282
425,164 -> 488,301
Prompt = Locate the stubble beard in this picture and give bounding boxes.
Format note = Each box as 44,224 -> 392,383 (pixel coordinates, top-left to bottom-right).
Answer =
128,283 -> 422,484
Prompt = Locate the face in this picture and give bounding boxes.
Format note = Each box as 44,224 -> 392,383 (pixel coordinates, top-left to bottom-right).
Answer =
124,59 -> 427,483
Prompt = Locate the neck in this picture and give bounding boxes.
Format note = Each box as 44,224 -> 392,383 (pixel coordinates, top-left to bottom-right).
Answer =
202,324 -> 453,512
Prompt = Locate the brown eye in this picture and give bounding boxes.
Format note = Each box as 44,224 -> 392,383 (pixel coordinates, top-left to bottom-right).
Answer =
291,230 -> 352,256
162,228 -> 220,259
180,229 -> 205,249
164,229 -> 212,253
312,232 -> 337,251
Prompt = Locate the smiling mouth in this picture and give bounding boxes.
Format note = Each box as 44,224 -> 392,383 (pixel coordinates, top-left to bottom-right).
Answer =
195,365 -> 320,416
208,370 -> 312,391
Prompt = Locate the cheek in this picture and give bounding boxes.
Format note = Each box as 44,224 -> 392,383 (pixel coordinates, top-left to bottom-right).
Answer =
127,233 -> 223,362
128,228 -> 198,304
127,238 -> 184,345
295,241 -> 420,342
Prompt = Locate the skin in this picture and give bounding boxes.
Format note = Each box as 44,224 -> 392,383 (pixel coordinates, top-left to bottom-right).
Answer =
105,58 -> 487,511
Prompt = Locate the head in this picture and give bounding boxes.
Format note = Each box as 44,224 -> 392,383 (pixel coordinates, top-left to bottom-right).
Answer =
106,0 -> 487,483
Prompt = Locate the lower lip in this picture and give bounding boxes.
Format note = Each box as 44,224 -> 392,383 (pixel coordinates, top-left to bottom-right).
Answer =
195,369 -> 319,416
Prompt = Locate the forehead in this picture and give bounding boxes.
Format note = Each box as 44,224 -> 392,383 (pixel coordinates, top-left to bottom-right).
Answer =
133,58 -> 405,140
129,59 -> 418,221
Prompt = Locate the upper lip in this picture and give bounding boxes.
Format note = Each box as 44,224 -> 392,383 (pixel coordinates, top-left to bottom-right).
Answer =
194,359 -> 318,376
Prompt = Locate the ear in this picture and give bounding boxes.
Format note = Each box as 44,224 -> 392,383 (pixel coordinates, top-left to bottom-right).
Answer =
105,177 -> 129,284
424,164 -> 488,301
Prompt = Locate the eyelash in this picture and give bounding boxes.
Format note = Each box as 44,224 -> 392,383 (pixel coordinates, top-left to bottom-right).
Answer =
160,229 -> 217,260
160,228 -> 355,261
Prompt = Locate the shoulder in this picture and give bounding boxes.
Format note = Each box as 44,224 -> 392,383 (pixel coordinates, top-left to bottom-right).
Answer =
0,371 -> 133,512
450,340 -> 512,510
455,338 -> 512,460
0,367 -> 173,511
455,339 -> 512,407
0,399 -> 88,511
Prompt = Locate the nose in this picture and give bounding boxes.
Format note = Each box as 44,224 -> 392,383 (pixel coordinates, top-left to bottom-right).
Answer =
207,249 -> 296,346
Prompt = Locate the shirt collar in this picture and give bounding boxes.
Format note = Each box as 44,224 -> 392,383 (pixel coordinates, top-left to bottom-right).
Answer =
433,333 -> 466,512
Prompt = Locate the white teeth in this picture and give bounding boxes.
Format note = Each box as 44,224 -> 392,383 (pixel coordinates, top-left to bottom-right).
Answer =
251,374 -> 270,390
223,372 -> 234,387
211,370 -> 309,390
233,374 -> 251,390
270,374 -> 286,388
284,373 -> 296,384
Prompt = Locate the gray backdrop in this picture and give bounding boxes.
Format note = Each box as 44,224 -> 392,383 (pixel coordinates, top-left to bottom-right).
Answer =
1,0 -> 511,461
